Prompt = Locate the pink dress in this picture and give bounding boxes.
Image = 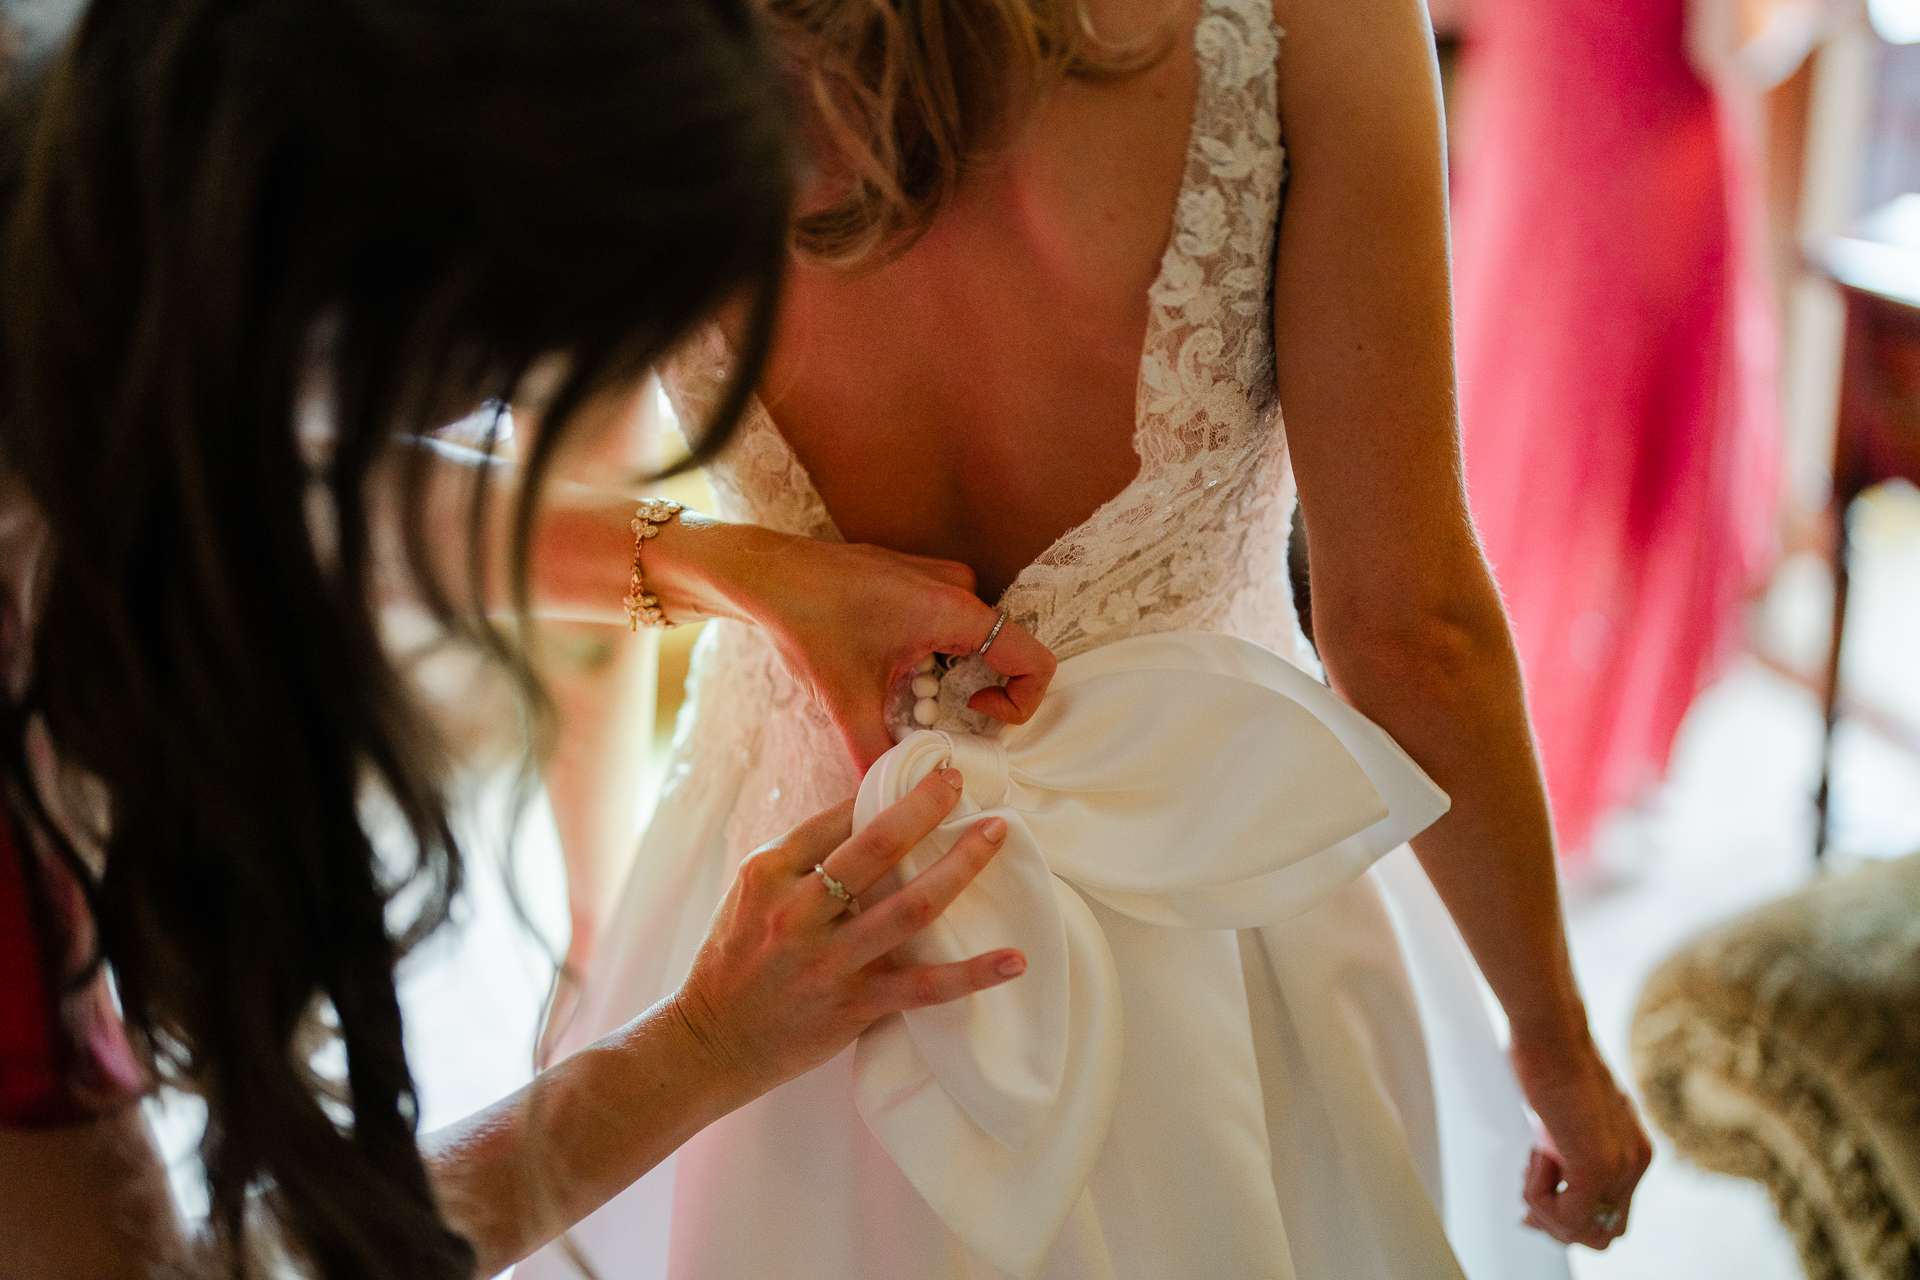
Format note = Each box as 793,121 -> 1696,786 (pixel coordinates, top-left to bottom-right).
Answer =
1450,0 -> 1779,865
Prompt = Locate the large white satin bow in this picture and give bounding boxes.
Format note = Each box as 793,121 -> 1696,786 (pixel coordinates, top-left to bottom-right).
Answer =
849,631 -> 1450,1279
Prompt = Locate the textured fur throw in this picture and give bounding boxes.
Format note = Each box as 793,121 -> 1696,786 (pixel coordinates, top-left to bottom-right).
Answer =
1632,853 -> 1920,1280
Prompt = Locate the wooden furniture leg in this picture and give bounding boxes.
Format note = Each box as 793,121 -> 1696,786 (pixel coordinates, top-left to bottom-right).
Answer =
1814,499 -> 1852,863
1810,213 -> 1920,857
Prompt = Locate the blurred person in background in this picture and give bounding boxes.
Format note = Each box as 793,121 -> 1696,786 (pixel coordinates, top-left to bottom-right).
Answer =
1450,0 -> 1833,876
0,0 -> 1031,1275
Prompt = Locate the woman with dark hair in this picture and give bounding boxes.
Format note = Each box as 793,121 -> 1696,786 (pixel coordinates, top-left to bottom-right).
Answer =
0,0 -> 1039,1275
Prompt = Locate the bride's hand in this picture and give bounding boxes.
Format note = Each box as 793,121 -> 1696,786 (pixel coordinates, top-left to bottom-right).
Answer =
671,769 -> 1025,1098
1510,1029 -> 1652,1249
740,538 -> 1057,769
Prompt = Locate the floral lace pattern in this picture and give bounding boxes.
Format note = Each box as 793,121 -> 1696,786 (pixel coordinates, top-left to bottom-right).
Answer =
660,0 -> 1298,867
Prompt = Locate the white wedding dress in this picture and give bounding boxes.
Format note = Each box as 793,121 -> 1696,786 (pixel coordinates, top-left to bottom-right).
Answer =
518,2 -> 1572,1276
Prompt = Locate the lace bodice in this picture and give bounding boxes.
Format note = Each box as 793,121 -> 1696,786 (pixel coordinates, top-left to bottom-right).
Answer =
660,0 -> 1299,862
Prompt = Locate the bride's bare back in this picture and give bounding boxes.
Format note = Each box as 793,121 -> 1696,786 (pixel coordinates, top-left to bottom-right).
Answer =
761,0 -> 1202,602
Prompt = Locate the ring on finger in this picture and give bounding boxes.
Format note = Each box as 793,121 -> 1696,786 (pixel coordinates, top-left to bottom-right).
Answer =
977,610 -> 1009,656
814,864 -> 861,916
1591,1202 -> 1623,1234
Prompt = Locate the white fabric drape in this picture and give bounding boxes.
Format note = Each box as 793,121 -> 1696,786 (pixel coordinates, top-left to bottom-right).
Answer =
847,631 -> 1449,1276
515,631 -> 1571,1280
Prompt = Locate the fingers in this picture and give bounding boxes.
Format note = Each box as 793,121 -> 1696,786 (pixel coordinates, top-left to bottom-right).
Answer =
864,947 -> 1028,1014
1578,1162 -> 1643,1249
864,584 -> 1055,731
1511,1043 -> 1651,1252
969,620 -> 1056,725
817,769 -> 965,905
843,814 -> 1008,968
1520,1147 -> 1629,1250
1521,1148 -> 1577,1242
1522,1147 -> 1560,1207
1520,1149 -> 1571,1242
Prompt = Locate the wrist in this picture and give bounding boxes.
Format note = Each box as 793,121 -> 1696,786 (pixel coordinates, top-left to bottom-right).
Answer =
657,986 -> 765,1117
675,520 -> 818,633
1506,995 -> 1594,1060
601,498 -> 806,630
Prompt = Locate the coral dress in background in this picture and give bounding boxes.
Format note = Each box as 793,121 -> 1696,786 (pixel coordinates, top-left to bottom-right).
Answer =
1451,0 -> 1781,866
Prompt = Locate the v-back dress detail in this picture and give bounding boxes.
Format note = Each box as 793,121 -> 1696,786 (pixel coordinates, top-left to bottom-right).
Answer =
518,2 -> 1566,1276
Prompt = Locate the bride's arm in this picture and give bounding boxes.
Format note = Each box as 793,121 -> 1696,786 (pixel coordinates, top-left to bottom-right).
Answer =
398,432 -> 1056,768
1266,0 -> 1649,1249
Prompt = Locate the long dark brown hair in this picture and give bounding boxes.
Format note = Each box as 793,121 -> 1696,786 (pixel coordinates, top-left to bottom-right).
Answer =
0,0 -> 795,1274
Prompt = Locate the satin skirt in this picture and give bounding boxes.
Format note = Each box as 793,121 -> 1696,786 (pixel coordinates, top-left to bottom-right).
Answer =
515,634 -> 1570,1280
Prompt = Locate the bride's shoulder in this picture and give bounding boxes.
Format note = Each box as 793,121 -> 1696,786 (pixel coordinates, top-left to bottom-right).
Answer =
1266,0 -> 1430,30
1264,0 -> 1437,70
1261,0 -> 1445,174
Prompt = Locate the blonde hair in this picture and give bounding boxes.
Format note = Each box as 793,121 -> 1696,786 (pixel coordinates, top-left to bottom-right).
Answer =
768,0 -> 1169,265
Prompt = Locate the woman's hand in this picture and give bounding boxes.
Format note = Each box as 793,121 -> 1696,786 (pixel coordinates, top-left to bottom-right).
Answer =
504,471 -> 1059,767
671,767 -> 1025,1099
765,540 -> 1056,767
424,771 -> 1023,1273
517,486 -> 1058,768
1510,1029 -> 1653,1250
708,533 -> 1055,769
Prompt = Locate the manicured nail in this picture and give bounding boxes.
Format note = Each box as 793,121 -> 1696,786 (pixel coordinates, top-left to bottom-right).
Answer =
938,767 -> 964,790
978,816 -> 1008,843
998,954 -> 1027,977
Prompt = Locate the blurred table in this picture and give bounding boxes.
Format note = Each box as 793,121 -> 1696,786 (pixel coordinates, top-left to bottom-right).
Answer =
1809,196 -> 1920,859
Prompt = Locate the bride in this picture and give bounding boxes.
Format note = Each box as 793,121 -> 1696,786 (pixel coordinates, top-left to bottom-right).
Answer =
519,0 -> 1650,1275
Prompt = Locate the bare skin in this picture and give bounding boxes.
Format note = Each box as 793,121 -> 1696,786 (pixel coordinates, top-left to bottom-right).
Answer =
762,1 -> 1200,602
746,0 -> 1649,1252
0,1099 -> 189,1280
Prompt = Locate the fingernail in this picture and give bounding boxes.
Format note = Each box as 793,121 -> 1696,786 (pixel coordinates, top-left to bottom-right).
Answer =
978,816 -> 1008,843
938,767 -> 963,790
997,954 -> 1026,977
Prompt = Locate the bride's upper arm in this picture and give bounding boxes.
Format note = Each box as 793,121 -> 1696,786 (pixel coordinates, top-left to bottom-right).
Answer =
1268,0 -> 1495,655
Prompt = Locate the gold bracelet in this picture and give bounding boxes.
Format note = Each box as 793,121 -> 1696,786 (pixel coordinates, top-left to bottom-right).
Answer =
622,498 -> 684,630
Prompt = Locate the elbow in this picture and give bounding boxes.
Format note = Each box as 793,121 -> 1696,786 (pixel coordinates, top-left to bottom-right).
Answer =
1314,594 -> 1515,711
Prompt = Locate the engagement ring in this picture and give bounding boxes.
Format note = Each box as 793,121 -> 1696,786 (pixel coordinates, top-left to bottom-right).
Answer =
815,864 -> 860,915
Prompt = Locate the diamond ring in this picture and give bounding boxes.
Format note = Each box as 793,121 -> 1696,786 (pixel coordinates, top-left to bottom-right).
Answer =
815,864 -> 860,915
977,610 -> 1009,656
